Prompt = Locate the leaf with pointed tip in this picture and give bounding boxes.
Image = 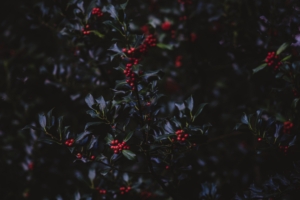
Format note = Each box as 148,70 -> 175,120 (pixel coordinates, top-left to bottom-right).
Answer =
115,80 -> 128,89
96,154 -> 107,162
105,134 -> 113,144
281,55 -> 292,62
164,121 -> 174,133
22,125 -> 43,131
194,103 -> 207,118
39,114 -> 46,128
289,136 -> 297,146
124,131 -> 133,142
76,131 -> 92,143
103,21 -> 123,35
46,108 -> 55,127
88,135 -> 98,149
123,173 -> 129,182
85,122 -> 103,130
241,113 -> 249,125
103,4 -> 118,20
154,134 -> 176,141
85,94 -> 95,109
156,43 -> 173,50
293,98 -> 300,108
86,110 -> 99,118
253,63 -> 267,74
142,70 -> 164,81
122,150 -> 136,160
120,0 -> 128,10
88,168 -> 96,181
277,43 -> 290,55
185,96 -> 194,112
90,30 -> 104,38
170,117 -> 181,127
96,96 -> 106,111
108,43 -> 122,54
175,102 -> 185,112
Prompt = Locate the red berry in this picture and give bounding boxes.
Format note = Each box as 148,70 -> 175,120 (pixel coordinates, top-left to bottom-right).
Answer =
76,153 -> 82,159
165,165 -> 169,169
257,137 -> 262,142
90,155 -> 95,160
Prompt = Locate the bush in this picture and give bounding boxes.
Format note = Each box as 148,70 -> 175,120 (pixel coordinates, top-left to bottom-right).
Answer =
1,0 -> 300,199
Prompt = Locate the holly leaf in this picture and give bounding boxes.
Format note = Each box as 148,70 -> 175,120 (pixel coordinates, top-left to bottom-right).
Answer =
253,63 -> 267,74
96,96 -> 106,111
193,103 -> 207,119
84,122 -> 103,130
85,94 -> 95,109
103,4 -> 118,20
39,113 -> 46,128
105,133 -> 113,144
276,43 -> 289,55
122,150 -> 136,160
185,96 -> 194,112
76,131 -> 92,143
124,131 -> 133,142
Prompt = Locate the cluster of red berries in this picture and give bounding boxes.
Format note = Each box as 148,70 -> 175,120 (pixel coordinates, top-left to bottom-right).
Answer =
120,186 -> 131,194
110,140 -> 129,154
178,0 -> 192,4
91,8 -> 103,17
265,51 -> 282,70
28,162 -> 34,170
171,30 -> 176,39
65,138 -> 74,146
175,129 -> 189,142
161,21 -> 171,31
283,121 -> 293,134
98,189 -> 107,194
279,145 -> 289,154
82,25 -> 90,35
141,191 -> 152,199
175,55 -> 183,68
139,34 -> 157,53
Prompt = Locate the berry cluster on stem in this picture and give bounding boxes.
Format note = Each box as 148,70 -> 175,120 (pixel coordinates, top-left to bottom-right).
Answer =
175,129 -> 188,141
283,121 -> 293,134
279,145 -> 289,154
64,138 -> 74,146
76,153 -> 82,159
98,189 -> 106,194
82,25 -> 90,35
119,186 -> 131,194
122,34 -> 156,90
110,140 -> 129,154
265,51 -> 281,70
92,8 -> 103,17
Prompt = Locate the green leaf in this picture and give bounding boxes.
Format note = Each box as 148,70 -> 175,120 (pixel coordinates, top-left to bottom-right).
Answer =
170,117 -> 181,127
252,63 -> 267,74
85,94 -> 95,109
86,110 -> 99,118
194,103 -> 208,118
188,125 -> 202,131
275,72 -> 284,79
281,55 -> 292,62
22,125 -> 43,131
175,102 -> 185,111
142,70 -> 164,81
88,136 -> 98,150
103,21 -> 123,35
293,98 -> 300,108
108,43 -> 122,54
164,121 -> 175,133
154,134 -> 176,141
103,4 -> 118,20
122,150 -> 136,160
123,173 -> 129,182
39,114 -> 46,128
76,131 -> 91,143
124,131 -> 133,142
85,122 -> 103,130
185,96 -> 194,112
46,108 -> 54,127
88,168 -> 96,182
241,113 -> 249,125
156,43 -> 173,50
96,154 -> 107,162
90,30 -> 105,38
276,43 -> 290,55
120,0 -> 128,10
105,133 -> 113,144
233,123 -> 242,130
96,96 -> 106,111
115,80 -> 127,89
